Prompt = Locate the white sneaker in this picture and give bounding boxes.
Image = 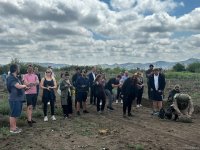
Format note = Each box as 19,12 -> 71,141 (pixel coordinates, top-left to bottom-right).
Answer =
136,105 -> 140,108
44,116 -> 48,122
121,100 -> 123,104
51,115 -> 56,121
139,104 -> 142,107
116,100 -> 119,104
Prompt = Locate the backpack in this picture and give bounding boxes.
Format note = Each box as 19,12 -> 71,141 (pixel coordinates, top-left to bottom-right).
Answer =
158,108 -> 165,119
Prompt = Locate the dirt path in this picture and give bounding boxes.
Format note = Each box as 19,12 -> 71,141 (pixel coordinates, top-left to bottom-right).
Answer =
0,102 -> 200,150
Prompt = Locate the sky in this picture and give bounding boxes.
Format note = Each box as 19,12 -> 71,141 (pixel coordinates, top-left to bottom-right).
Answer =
0,0 -> 200,65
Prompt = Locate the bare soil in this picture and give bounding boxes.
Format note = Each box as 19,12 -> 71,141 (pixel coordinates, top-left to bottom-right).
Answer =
0,100 -> 200,150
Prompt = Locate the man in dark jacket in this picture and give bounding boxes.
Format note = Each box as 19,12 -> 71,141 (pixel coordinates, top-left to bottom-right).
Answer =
121,74 -> 138,117
76,69 -> 90,115
146,64 -> 154,99
149,68 -> 166,115
88,66 -> 96,105
72,67 -> 81,108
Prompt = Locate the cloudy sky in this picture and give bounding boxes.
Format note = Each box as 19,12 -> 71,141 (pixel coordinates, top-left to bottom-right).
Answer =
0,0 -> 200,65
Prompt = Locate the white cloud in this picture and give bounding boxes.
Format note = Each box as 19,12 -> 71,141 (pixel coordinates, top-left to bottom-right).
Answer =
0,0 -> 199,65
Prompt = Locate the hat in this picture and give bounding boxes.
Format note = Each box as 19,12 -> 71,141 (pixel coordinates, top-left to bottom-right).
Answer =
149,64 -> 154,67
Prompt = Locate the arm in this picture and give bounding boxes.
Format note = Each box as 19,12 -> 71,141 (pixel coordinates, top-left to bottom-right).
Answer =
51,78 -> 57,89
188,99 -> 194,116
40,78 -> 47,89
172,99 -> 182,116
15,83 -> 27,89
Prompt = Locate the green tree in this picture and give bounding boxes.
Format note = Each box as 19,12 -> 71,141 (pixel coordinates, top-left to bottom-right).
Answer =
187,62 -> 200,73
172,63 -> 185,72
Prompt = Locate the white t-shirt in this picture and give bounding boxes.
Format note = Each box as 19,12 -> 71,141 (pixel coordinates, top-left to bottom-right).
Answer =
154,74 -> 159,90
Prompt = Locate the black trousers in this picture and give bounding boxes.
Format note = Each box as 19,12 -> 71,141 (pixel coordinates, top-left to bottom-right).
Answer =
116,87 -> 122,100
62,96 -> 73,116
123,96 -> 134,115
137,89 -> 143,105
43,99 -> 55,116
147,82 -> 151,99
90,86 -> 96,104
75,88 -> 82,108
96,96 -> 106,112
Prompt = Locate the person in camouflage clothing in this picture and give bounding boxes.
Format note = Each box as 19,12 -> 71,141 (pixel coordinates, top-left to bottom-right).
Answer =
172,93 -> 194,121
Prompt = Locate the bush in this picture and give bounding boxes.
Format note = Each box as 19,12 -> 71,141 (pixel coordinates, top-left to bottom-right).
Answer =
172,63 -> 185,72
187,62 -> 200,73
0,99 -> 10,115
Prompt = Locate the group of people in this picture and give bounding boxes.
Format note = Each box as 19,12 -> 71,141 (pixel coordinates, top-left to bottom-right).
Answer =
6,64 -> 194,134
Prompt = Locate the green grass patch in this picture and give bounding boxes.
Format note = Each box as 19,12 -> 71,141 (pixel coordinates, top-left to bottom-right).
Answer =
0,99 -> 10,115
165,71 -> 200,79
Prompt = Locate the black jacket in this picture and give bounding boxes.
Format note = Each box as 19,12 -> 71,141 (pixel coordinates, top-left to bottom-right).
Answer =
149,74 -> 166,91
121,77 -> 138,98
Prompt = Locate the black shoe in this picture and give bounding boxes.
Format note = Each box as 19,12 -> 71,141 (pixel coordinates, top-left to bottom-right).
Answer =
77,111 -> 80,116
128,113 -> 133,117
107,106 -> 114,111
31,120 -> 36,123
83,110 -> 89,113
27,120 -> 33,127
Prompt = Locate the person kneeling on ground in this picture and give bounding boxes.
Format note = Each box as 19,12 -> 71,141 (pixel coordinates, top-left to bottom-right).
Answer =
165,93 -> 194,122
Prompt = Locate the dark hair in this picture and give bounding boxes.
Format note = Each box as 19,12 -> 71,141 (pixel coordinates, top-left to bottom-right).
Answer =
10,64 -> 18,73
65,71 -> 69,76
149,64 -> 154,67
95,74 -> 101,82
117,75 -> 122,79
76,67 -> 80,71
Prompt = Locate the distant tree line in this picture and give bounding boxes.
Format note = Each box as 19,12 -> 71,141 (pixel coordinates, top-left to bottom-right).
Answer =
1,58 -> 200,75
172,62 -> 200,73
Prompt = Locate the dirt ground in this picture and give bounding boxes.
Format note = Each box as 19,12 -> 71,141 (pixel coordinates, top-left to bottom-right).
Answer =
0,99 -> 200,150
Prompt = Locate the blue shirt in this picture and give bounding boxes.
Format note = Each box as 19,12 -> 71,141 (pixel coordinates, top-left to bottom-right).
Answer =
6,74 -> 25,101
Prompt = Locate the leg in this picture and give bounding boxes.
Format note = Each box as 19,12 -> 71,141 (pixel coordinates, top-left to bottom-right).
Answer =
43,101 -> 48,116
123,97 -> 127,115
50,99 -> 55,116
153,101 -> 157,112
128,98 -> 133,115
105,90 -> 113,108
27,105 -> 33,121
97,97 -> 101,112
158,101 -> 163,111
101,97 -> 106,111
9,117 -> 17,131
90,87 -> 93,104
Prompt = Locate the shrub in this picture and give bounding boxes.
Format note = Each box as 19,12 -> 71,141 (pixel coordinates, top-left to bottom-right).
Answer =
187,62 -> 200,73
172,63 -> 185,72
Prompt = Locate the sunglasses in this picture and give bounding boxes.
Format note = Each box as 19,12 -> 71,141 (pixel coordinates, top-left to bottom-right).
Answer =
46,71 -> 51,73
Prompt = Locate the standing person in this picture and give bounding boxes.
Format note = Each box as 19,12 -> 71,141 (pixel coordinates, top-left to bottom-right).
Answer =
94,74 -> 106,113
88,66 -> 96,105
146,64 -> 154,99
76,69 -> 90,115
72,67 -> 81,108
60,72 -> 73,119
121,74 -> 138,117
116,71 -> 129,104
136,72 -> 144,108
6,64 -> 28,133
23,64 -> 39,127
40,69 -> 57,121
33,67 -> 41,109
149,68 -> 166,115
105,75 -> 121,110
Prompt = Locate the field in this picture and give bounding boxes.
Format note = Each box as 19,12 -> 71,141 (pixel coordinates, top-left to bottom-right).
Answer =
0,72 -> 200,150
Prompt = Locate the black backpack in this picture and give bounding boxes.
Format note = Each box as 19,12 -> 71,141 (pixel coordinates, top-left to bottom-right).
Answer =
158,108 -> 165,119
